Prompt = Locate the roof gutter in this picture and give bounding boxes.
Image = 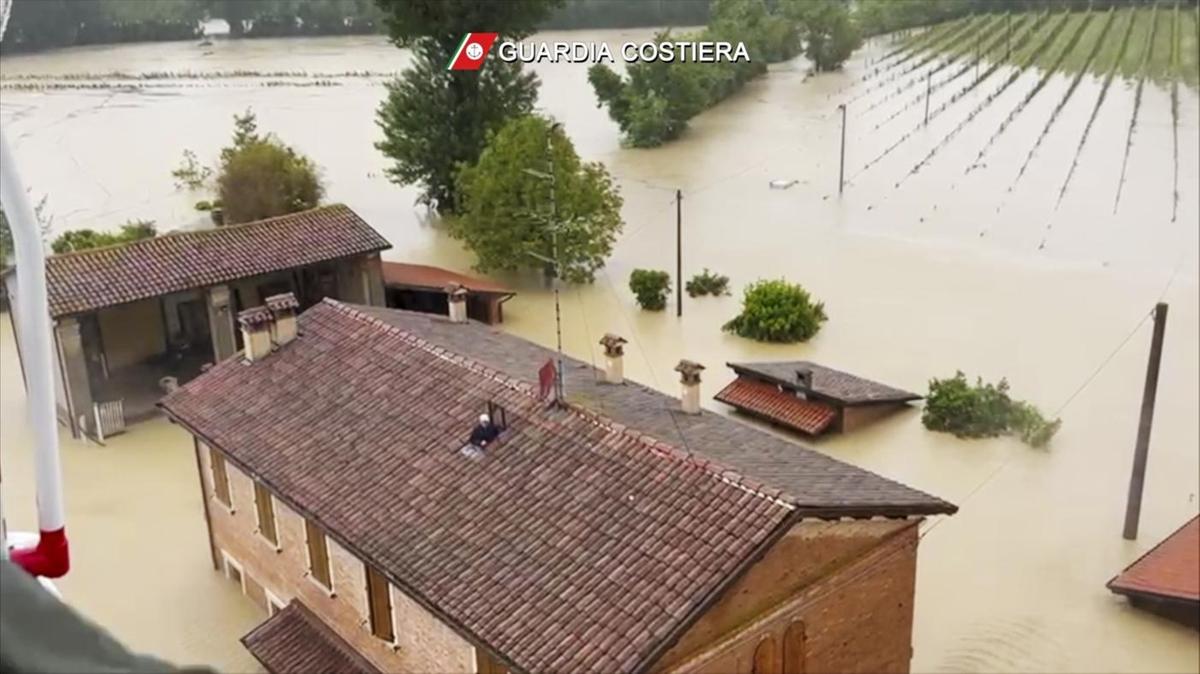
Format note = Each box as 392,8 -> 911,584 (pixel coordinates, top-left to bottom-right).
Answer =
0,128 -> 69,577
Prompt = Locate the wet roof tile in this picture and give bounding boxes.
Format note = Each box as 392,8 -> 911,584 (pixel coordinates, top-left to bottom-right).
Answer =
241,601 -> 380,674
380,261 -> 513,296
728,361 -> 922,406
714,377 -> 838,435
1108,516 -> 1200,603
37,204 -> 390,317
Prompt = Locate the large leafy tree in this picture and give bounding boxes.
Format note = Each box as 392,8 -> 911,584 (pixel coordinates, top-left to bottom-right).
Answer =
374,0 -> 562,211
453,115 -> 623,283
785,0 -> 862,72
215,111 -> 324,225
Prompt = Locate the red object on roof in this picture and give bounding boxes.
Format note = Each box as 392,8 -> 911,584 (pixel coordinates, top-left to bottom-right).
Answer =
35,204 -> 390,317
1108,516 -> 1200,603
242,601 -> 380,674
715,377 -> 838,435
537,359 -> 556,400
380,261 -> 513,296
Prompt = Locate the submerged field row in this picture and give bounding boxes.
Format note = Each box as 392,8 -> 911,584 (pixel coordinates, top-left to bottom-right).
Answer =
968,7 -> 1097,173
1113,1 -> 1162,213
844,16 -> 981,104
1056,5 -> 1140,208
1012,5 -> 1120,189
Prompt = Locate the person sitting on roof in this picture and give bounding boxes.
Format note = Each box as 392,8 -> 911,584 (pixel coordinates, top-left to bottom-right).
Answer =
469,413 -> 500,448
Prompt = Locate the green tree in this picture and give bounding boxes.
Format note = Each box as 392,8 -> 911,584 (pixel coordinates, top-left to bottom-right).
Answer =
453,116 -> 624,283
374,0 -> 562,211
785,0 -> 863,72
723,279 -> 828,342
922,371 -> 1061,448
0,209 -> 12,264
177,110 -> 324,225
629,269 -> 672,310
50,220 -> 157,255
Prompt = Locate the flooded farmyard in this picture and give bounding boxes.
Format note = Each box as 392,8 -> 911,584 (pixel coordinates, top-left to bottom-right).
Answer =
1,22 -> 1197,674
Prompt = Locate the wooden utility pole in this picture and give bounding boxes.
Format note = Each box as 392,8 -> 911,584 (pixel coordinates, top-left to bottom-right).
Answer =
838,104 -> 847,195
675,189 -> 682,317
1122,302 -> 1169,540
924,71 -> 932,126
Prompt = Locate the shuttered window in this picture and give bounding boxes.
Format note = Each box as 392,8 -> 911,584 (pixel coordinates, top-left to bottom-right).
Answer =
305,520 -> 332,590
210,451 -> 232,507
254,483 -> 277,546
365,565 -> 394,642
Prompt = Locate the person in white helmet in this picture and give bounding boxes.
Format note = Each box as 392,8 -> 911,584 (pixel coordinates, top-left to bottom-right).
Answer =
468,413 -> 500,448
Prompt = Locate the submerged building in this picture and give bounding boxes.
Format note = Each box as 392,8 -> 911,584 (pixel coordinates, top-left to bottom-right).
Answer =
160,298 -> 956,674
715,361 -> 923,437
3,205 -> 389,439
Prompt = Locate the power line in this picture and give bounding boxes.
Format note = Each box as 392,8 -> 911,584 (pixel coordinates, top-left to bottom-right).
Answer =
1053,308 -> 1153,417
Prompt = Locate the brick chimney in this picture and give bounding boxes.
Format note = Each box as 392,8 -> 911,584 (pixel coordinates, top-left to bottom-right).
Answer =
598,333 -> 628,384
446,283 -> 469,323
238,306 -> 274,362
675,359 -> 705,415
265,292 -> 300,346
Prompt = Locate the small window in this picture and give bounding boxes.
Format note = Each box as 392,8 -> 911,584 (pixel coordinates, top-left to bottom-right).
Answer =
305,520 -> 332,590
266,591 -> 286,617
365,565 -> 394,642
211,450 -> 232,508
254,483 -> 278,546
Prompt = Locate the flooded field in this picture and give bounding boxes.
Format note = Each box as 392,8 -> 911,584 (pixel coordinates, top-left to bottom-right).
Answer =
1,27 -> 1198,673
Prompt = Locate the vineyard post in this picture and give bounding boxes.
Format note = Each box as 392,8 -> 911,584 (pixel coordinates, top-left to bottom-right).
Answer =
1122,302 -> 1169,541
1007,12 -> 1012,61
924,71 -> 932,126
838,103 -> 847,195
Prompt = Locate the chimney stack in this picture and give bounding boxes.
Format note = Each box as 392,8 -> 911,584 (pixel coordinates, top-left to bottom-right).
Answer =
265,292 -> 300,346
446,283 -> 469,323
599,333 -> 628,384
675,359 -> 705,415
237,306 -> 274,362
795,368 -> 813,390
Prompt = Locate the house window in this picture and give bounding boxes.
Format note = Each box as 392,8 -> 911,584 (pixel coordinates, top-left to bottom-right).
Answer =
476,649 -> 510,674
365,565 -> 394,642
210,450 -> 232,508
266,591 -> 286,617
752,636 -> 780,674
254,483 -> 278,546
222,552 -> 244,591
305,520 -> 332,590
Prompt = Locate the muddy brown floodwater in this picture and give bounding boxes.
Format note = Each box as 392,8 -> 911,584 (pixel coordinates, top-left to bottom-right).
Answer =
2,28 -> 1198,673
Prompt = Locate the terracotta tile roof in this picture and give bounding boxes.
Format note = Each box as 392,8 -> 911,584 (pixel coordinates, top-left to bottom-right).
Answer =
1108,516 -> 1200,603
241,601 -> 380,674
381,261 -> 513,296
162,301 -> 794,674
39,204 -> 390,317
354,306 -> 956,520
714,377 -> 838,435
728,361 -> 922,406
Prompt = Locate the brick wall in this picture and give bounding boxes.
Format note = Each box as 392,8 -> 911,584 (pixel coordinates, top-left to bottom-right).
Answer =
196,440 -> 476,673
653,518 -> 921,674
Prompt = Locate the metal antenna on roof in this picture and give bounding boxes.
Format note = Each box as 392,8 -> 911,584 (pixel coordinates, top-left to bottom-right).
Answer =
523,122 -> 566,404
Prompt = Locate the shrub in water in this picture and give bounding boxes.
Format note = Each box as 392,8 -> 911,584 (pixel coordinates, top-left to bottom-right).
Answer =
722,279 -> 827,342
629,269 -> 671,311
922,372 -> 1061,448
686,268 -> 730,297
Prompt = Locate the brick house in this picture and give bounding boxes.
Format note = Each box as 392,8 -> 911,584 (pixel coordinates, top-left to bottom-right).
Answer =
160,299 -> 956,674
3,204 -> 389,439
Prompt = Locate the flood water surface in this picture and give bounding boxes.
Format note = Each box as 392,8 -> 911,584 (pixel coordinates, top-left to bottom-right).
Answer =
1,30 -> 1197,673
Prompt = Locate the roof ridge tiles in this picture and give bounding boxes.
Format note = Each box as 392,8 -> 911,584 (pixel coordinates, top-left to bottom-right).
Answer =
324,299 -> 794,511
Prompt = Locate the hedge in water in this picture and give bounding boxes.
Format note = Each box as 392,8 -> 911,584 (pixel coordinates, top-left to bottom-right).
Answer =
723,279 -> 827,342
629,269 -> 672,310
922,372 -> 1062,448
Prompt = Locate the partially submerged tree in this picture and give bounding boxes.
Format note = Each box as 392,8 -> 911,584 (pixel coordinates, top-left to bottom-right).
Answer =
172,110 -> 324,226
629,269 -> 672,310
784,0 -> 862,72
374,0 -> 561,211
453,115 -> 623,283
922,372 -> 1062,448
50,220 -> 157,254
723,278 -> 827,342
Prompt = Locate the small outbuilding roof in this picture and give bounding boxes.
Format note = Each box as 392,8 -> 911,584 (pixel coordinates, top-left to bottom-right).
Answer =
380,261 -> 513,297
241,601 -> 381,674
1107,516 -> 1200,604
727,361 -> 922,406
31,204 -> 390,317
714,377 -> 837,435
